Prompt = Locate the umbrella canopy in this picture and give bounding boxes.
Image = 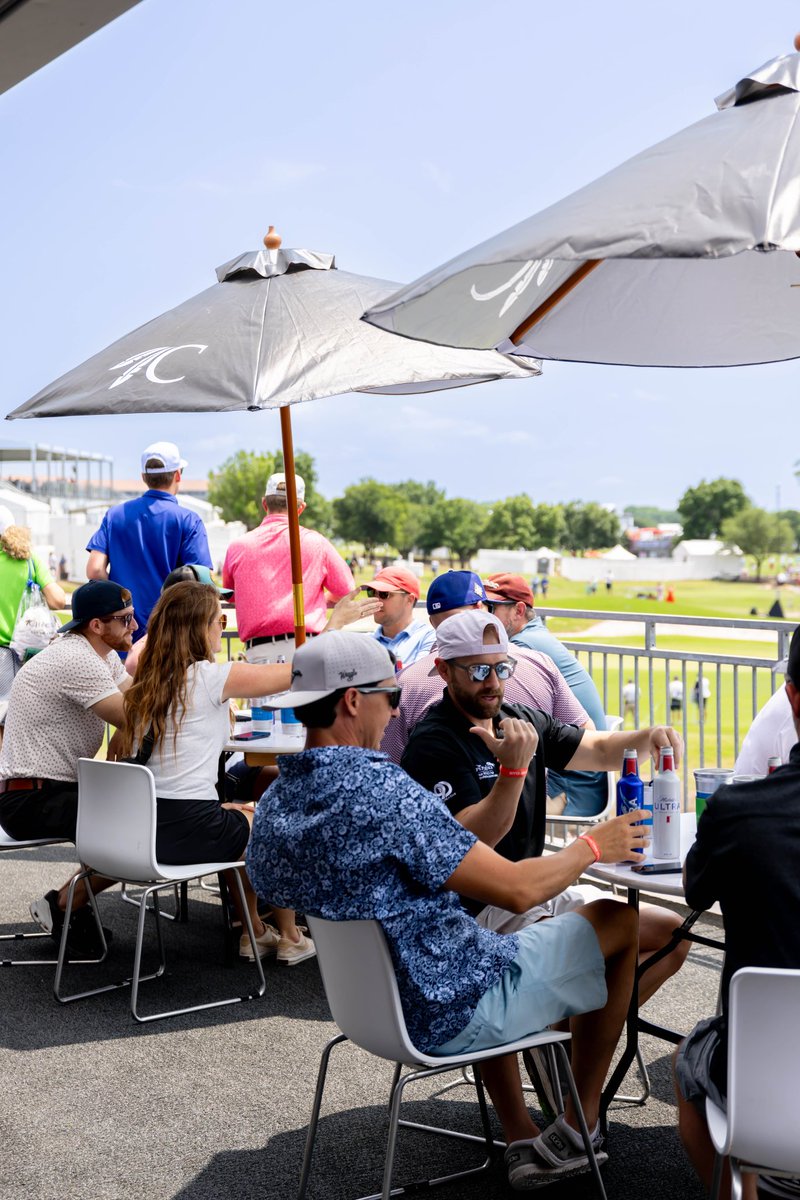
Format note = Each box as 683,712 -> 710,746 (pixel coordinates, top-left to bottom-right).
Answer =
364,48 -> 800,368
7,235 -> 539,644
9,244 -> 538,419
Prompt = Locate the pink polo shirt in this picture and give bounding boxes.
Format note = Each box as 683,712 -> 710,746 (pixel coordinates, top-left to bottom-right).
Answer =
222,515 -> 354,643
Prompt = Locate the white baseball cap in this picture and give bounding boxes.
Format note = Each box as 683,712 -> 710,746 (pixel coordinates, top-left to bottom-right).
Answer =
265,471 -> 305,503
141,441 -> 188,473
431,610 -> 508,674
264,632 -> 394,707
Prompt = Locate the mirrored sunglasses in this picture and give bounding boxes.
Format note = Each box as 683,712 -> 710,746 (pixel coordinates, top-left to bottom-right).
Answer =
450,659 -> 517,683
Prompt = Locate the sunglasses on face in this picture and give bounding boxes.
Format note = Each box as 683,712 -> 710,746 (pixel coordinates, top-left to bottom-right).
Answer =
214,613 -> 228,629
450,659 -> 517,683
356,685 -> 402,709
364,587 -> 408,601
485,600 -> 515,614
100,612 -> 135,628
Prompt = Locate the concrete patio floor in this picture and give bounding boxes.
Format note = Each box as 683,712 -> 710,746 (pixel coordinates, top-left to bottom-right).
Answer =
0,842 -> 722,1200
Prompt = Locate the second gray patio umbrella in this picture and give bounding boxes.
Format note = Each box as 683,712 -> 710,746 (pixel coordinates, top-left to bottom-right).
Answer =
364,46 -> 800,368
7,229 -> 539,643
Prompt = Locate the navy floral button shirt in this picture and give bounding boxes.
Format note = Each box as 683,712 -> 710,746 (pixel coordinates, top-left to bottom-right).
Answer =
247,745 -> 519,1052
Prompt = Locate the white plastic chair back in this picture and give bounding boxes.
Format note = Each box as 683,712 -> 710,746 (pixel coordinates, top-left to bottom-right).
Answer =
725,967 -> 800,1174
306,915 -> 420,1063
76,758 -> 160,881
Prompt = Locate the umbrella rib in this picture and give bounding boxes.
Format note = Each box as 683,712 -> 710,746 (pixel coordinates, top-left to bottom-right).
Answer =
510,259 -> 602,345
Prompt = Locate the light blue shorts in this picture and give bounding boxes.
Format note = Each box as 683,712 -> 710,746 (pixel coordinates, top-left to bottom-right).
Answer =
432,911 -> 607,1056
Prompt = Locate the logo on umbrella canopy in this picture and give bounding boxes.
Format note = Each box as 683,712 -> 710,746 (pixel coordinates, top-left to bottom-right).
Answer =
108,344 -> 208,390
469,259 -> 555,317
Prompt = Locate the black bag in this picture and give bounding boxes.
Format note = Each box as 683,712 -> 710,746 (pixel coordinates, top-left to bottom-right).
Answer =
121,727 -> 155,767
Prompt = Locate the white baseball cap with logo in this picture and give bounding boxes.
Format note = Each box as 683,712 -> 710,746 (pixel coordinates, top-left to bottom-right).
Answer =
264,631 -> 394,707
265,471 -> 305,504
141,441 -> 188,473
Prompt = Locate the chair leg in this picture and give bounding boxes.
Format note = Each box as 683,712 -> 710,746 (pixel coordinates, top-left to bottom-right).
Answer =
710,1150 -> 723,1200
555,1042 -> 608,1200
298,1033 -> 348,1200
119,880 -> 182,921
730,1157 -> 743,1200
131,867 -> 266,1023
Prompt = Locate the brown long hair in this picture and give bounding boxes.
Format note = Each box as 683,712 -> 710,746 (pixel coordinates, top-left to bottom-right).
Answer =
120,581 -> 219,757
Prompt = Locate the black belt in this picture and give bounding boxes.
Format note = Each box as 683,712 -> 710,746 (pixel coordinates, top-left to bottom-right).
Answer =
246,631 -> 320,649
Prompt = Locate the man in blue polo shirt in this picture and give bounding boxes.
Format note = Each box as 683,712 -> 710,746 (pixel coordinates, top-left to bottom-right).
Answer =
368,564 -> 435,669
86,441 -> 212,640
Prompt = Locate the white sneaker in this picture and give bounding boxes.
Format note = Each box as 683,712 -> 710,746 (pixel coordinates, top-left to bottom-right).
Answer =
277,929 -> 316,966
239,922 -> 280,960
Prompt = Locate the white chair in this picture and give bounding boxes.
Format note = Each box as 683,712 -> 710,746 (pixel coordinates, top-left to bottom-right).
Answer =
0,823 -> 83,966
707,967 -> 800,1200
299,915 -> 606,1200
54,758 -> 266,1023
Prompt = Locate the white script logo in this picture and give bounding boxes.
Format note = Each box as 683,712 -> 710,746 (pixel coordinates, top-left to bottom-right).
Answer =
108,345 -> 208,390
469,259 -> 554,317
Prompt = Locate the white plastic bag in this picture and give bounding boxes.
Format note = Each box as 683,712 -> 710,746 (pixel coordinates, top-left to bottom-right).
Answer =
9,563 -> 60,658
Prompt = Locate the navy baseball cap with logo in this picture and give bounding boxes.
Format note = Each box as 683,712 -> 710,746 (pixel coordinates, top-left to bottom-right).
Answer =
60,580 -> 133,633
426,570 -> 488,615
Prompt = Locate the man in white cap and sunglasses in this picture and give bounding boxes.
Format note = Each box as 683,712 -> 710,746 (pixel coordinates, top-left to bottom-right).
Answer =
86,440 -> 212,640
247,630 -> 655,1190
222,472 -> 354,664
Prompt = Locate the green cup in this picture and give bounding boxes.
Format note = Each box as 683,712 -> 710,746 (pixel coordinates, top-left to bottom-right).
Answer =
693,768 -> 733,819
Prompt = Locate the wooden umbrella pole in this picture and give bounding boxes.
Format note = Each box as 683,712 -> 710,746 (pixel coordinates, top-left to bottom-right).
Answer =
279,404 -> 306,647
510,259 -> 602,346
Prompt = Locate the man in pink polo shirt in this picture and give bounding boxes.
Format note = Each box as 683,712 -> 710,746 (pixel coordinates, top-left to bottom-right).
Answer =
222,472 -> 354,663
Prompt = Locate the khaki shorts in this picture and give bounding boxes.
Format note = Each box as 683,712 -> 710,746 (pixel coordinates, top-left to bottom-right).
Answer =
477,883 -> 612,934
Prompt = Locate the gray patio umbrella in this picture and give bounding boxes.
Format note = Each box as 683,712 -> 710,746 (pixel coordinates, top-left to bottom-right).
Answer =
7,229 -> 539,643
364,46 -> 800,368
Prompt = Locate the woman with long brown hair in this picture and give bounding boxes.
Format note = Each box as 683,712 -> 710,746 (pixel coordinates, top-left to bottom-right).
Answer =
120,580 -> 313,964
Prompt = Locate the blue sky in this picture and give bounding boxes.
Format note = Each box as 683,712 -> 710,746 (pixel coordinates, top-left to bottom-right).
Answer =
1,0 -> 798,512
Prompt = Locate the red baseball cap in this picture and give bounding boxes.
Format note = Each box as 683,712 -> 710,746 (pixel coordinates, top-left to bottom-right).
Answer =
369,565 -> 421,599
484,573 -> 534,606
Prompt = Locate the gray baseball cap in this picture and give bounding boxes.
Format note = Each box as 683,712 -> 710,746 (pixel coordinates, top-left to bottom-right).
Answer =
431,610 -> 508,674
264,631 -> 395,707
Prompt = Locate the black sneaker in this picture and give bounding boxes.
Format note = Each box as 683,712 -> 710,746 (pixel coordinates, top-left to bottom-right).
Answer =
66,907 -> 113,958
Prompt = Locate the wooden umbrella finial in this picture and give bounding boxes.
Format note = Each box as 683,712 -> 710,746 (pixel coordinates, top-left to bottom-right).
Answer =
264,225 -> 282,250
794,33 -> 800,52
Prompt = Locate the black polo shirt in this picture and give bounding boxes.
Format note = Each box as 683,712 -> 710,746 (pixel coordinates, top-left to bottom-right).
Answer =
401,689 -> 583,911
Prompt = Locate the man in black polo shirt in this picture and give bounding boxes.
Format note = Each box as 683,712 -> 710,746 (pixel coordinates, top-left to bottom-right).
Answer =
674,627 -> 800,1200
402,611 -> 689,1009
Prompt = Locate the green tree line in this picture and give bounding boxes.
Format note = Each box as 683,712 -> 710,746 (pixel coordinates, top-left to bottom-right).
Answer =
208,454 -> 800,573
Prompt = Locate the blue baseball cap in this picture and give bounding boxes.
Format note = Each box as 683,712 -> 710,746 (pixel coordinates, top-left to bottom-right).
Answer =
426,570 -> 487,615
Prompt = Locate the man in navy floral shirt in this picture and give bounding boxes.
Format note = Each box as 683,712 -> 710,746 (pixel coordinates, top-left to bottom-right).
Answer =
248,633 -> 647,1190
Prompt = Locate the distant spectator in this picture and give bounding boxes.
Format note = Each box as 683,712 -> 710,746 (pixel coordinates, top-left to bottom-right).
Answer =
58,555 -> 69,582
669,676 -> 683,714
540,575 -> 549,599
622,679 -> 639,722
86,440 -> 211,640
430,558 -> 440,578
530,576 -> 539,597
692,676 -> 711,718
605,570 -> 614,593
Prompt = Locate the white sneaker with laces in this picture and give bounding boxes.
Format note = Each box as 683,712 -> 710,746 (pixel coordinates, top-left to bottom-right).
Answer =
276,929 -> 316,966
239,923 -> 280,961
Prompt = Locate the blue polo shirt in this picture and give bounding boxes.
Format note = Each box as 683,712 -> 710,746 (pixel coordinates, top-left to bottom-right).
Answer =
373,617 -> 436,668
86,491 -> 212,638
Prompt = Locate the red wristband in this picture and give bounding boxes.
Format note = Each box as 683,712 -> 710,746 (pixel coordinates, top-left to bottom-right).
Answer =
579,833 -> 601,862
499,765 -> 528,779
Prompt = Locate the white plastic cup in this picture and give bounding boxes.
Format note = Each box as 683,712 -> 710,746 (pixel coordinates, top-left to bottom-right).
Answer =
251,700 -> 273,735
280,708 -> 304,739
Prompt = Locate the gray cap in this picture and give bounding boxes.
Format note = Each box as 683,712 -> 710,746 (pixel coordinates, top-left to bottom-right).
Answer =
264,631 -> 394,707
431,610 -> 508,674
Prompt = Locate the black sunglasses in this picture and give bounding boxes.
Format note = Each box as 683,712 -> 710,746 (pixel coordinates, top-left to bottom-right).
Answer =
356,685 -> 402,709
99,612 -> 135,628
485,600 -> 515,614
364,587 -> 408,601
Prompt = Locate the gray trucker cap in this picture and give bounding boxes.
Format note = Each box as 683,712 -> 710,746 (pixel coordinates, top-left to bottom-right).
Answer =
263,631 -> 395,707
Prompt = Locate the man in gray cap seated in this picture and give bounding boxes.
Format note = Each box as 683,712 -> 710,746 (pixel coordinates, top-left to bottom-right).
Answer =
247,631 -> 650,1190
